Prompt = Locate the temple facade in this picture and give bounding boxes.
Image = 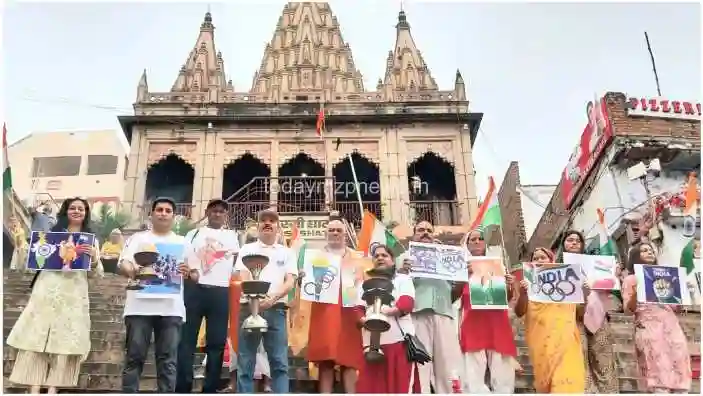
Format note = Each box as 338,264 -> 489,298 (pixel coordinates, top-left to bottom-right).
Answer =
119,2 -> 482,229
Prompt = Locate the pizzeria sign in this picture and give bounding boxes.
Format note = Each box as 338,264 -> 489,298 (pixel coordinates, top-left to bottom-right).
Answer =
627,97 -> 701,121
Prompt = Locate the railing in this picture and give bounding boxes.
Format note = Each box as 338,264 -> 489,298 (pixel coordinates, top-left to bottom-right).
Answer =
333,201 -> 383,229
408,200 -> 461,226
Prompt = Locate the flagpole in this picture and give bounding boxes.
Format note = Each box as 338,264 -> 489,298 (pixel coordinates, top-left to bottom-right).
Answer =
347,153 -> 365,217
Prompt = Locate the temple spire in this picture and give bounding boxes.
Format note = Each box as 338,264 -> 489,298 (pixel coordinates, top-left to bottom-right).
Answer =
136,69 -> 148,102
171,11 -> 231,96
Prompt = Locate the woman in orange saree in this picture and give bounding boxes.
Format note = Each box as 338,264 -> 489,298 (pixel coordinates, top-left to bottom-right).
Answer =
514,247 -> 585,393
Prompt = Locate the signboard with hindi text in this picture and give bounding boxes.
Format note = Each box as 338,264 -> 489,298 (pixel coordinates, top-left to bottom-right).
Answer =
523,262 -> 585,304
634,264 -> 691,305
408,241 -> 469,282
279,214 -> 329,240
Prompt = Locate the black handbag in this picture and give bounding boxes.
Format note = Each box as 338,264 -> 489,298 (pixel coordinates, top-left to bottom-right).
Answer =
395,317 -> 432,365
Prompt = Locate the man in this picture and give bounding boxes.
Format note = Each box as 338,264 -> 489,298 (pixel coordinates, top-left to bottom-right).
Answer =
176,199 -> 240,393
29,203 -> 55,232
306,218 -> 364,393
398,220 -> 464,394
234,208 -> 297,393
459,229 -> 517,394
118,197 -> 198,393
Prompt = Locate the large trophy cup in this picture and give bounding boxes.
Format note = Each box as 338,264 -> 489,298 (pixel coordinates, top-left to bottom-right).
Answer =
241,254 -> 271,333
361,266 -> 395,363
127,243 -> 160,290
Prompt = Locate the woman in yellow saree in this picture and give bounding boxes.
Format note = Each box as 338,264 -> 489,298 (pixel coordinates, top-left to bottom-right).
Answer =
514,247 -> 585,393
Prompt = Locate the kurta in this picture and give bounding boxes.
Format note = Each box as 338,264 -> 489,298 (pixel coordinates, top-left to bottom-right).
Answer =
7,271 -> 92,357
459,284 -> 517,357
306,248 -> 364,369
525,302 -> 585,393
623,275 -> 691,392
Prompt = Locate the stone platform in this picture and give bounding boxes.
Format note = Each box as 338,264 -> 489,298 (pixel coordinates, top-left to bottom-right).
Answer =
2,272 -> 700,393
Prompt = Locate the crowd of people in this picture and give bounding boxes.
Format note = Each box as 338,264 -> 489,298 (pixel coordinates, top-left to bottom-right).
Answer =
5,195 -> 696,394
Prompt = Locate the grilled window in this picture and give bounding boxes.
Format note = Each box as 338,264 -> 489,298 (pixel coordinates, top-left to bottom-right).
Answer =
86,155 -> 119,175
31,156 -> 81,177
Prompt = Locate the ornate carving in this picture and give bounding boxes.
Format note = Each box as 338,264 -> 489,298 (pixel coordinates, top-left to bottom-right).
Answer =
147,143 -> 198,167
406,141 -> 454,164
279,143 -> 325,165
223,143 -> 271,165
330,141 -> 379,165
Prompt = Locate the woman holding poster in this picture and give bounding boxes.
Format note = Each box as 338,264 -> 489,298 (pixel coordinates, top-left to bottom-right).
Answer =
622,242 -> 691,393
515,247 -> 585,393
7,198 -> 103,394
560,229 -> 617,393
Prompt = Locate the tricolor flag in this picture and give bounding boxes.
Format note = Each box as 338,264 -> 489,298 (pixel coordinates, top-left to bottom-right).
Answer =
596,208 -> 618,257
680,172 -> 699,275
3,123 -> 12,192
357,210 -> 404,258
461,176 -> 501,248
315,103 -> 325,138
287,220 -> 307,303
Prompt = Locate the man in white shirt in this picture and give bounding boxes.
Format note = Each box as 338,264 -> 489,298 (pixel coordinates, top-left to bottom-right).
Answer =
234,208 -> 297,393
175,199 -> 240,393
118,197 -> 197,393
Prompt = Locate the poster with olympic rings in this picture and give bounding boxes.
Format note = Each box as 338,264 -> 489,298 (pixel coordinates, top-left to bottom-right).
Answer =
300,249 -> 342,304
408,242 -> 469,282
523,262 -> 585,304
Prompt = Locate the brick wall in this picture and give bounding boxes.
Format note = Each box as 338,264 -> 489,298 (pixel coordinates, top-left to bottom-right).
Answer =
498,161 -> 527,264
527,92 -> 701,253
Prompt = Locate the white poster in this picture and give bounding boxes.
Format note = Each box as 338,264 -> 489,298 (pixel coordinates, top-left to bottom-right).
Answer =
408,242 -> 468,282
523,262 -> 585,304
563,252 -> 620,290
300,249 -> 341,304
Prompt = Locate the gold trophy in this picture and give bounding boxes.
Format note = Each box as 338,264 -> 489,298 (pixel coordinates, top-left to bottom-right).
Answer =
127,243 -> 161,290
241,254 -> 271,332
361,266 -> 395,363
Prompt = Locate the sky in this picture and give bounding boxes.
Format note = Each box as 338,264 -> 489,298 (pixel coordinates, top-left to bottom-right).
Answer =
2,0 -> 701,197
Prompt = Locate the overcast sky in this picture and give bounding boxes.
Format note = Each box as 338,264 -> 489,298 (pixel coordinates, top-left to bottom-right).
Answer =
3,0 -> 701,197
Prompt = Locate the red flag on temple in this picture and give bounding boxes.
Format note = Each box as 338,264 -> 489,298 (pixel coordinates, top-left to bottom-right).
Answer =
315,103 -> 325,138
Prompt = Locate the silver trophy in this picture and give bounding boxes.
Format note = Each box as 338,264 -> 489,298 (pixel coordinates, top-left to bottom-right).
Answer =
241,254 -> 271,332
361,267 -> 395,363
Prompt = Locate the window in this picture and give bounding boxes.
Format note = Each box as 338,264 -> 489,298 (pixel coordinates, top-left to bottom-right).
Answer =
86,155 -> 119,175
31,156 -> 81,177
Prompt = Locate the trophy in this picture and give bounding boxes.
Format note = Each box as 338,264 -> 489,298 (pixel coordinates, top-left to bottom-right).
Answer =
241,254 -> 271,332
361,266 -> 395,363
127,243 -> 160,290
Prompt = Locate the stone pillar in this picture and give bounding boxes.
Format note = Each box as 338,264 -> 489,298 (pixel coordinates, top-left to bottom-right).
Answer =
324,139 -> 334,211
391,127 -> 410,223
123,127 -> 150,228
458,131 -> 479,223
378,133 -> 393,220
192,132 -> 218,216
269,139 -> 279,207
452,134 -> 470,224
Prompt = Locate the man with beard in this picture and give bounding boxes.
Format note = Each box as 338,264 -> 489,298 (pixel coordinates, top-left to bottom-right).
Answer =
306,217 -> 365,393
459,228 -> 517,394
234,208 -> 297,393
176,199 -> 240,393
398,220 -> 464,393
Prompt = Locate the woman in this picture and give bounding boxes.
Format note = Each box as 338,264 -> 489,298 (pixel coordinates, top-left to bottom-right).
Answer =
7,197 -> 104,394
355,244 -> 420,394
100,228 -> 123,274
9,216 -> 29,271
561,229 -> 618,393
514,247 -> 585,393
622,242 -> 691,393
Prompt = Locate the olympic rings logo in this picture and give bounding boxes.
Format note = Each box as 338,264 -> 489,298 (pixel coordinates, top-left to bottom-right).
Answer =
531,279 -> 576,302
302,266 -> 339,296
440,251 -> 466,274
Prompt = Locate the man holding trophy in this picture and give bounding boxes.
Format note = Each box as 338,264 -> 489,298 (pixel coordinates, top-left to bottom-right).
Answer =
233,208 -> 297,393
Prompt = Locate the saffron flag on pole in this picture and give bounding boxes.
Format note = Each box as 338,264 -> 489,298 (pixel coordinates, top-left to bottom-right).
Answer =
315,103 -> 326,138
3,123 -> 12,192
461,176 -> 501,247
680,172 -> 699,275
357,210 -> 404,258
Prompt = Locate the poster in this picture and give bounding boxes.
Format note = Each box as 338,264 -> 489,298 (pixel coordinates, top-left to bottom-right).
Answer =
688,261 -> 701,306
634,264 -> 691,305
300,250 -> 342,304
27,231 -> 95,271
523,262 -> 584,304
341,257 -> 373,307
408,241 -> 468,282
467,256 -> 508,309
135,242 -> 184,298
563,252 -> 620,290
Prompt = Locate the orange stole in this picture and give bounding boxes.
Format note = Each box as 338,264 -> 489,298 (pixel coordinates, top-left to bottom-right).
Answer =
305,253 -> 370,370
229,274 -> 242,353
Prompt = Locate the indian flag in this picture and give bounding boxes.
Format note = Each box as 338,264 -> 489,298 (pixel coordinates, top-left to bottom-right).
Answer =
287,221 -> 306,302
461,176 -> 501,247
680,172 -> 699,275
357,210 -> 404,258
3,123 -> 11,192
594,208 -> 620,290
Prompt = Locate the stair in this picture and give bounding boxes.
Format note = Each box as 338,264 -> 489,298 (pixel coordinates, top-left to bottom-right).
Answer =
3,271 -> 701,393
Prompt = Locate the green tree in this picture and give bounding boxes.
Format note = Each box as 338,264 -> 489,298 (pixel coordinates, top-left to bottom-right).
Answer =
172,216 -> 197,236
92,205 -> 131,241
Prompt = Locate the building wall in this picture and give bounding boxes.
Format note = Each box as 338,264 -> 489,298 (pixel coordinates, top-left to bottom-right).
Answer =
7,130 -> 129,206
123,124 -> 479,226
497,161 -> 525,264
520,185 -> 556,242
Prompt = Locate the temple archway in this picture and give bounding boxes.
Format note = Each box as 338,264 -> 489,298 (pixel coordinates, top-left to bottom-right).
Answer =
333,152 -> 381,228
407,152 -> 458,225
277,153 -> 325,213
144,154 -> 194,218
222,153 -> 271,229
